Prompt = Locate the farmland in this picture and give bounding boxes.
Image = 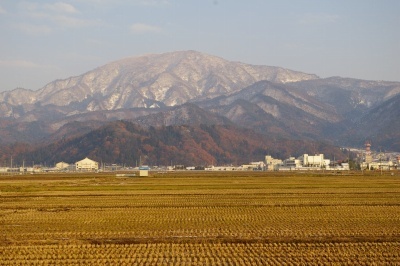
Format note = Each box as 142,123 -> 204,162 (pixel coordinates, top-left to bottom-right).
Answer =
1,171 -> 400,265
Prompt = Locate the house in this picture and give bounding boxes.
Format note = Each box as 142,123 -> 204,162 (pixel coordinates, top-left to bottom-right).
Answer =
75,157 -> 99,171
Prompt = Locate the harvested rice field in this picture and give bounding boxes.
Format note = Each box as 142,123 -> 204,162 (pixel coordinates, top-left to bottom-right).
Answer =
1,171 -> 399,265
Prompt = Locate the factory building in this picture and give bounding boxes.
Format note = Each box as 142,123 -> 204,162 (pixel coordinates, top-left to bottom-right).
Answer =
75,157 -> 99,171
299,154 -> 330,168
265,154 -> 333,171
265,155 -> 283,171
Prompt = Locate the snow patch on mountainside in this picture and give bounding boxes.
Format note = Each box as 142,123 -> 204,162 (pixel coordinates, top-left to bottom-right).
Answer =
225,105 -> 246,120
105,93 -> 120,110
155,86 -> 170,101
0,51 -> 319,115
256,102 -> 281,118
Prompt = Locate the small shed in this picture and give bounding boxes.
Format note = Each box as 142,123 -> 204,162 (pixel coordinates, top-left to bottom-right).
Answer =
139,166 -> 149,177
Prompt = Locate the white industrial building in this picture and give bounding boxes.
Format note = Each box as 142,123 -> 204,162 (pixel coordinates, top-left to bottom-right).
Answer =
265,154 -> 334,171
298,154 -> 330,168
265,156 -> 283,171
364,161 -> 394,171
75,157 -> 99,171
242,161 -> 265,171
205,166 -> 239,171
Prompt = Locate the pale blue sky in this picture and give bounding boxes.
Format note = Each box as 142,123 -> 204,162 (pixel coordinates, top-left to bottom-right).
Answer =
0,0 -> 399,91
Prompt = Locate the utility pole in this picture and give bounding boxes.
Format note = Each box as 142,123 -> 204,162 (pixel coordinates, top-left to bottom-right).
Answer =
380,149 -> 383,176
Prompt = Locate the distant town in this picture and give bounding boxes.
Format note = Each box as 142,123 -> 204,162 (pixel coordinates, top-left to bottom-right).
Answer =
1,142 -> 398,175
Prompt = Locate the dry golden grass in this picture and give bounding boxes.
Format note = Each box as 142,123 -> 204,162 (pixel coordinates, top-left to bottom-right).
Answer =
1,171 -> 400,264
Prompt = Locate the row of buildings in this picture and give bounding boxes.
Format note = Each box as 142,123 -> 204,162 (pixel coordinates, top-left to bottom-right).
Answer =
1,157 -> 152,176
358,142 -> 399,170
0,157 -> 99,173
0,154 -> 345,173
188,154 -> 349,171
2,146 -> 399,174
264,154 -> 348,171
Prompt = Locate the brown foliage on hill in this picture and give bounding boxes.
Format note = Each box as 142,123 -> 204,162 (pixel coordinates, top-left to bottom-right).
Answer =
12,121 -> 347,167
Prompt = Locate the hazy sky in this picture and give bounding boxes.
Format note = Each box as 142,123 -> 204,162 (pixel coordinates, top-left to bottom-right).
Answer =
0,0 -> 399,92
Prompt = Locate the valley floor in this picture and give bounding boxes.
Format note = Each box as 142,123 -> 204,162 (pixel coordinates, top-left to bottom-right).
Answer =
1,171 -> 399,265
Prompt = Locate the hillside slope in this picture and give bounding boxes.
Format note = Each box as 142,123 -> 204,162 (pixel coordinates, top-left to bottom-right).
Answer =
344,93 -> 400,150
197,81 -> 341,141
14,121 -> 347,166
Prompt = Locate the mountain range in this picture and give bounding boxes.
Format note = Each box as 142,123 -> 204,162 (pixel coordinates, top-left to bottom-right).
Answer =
1,50 -> 399,165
